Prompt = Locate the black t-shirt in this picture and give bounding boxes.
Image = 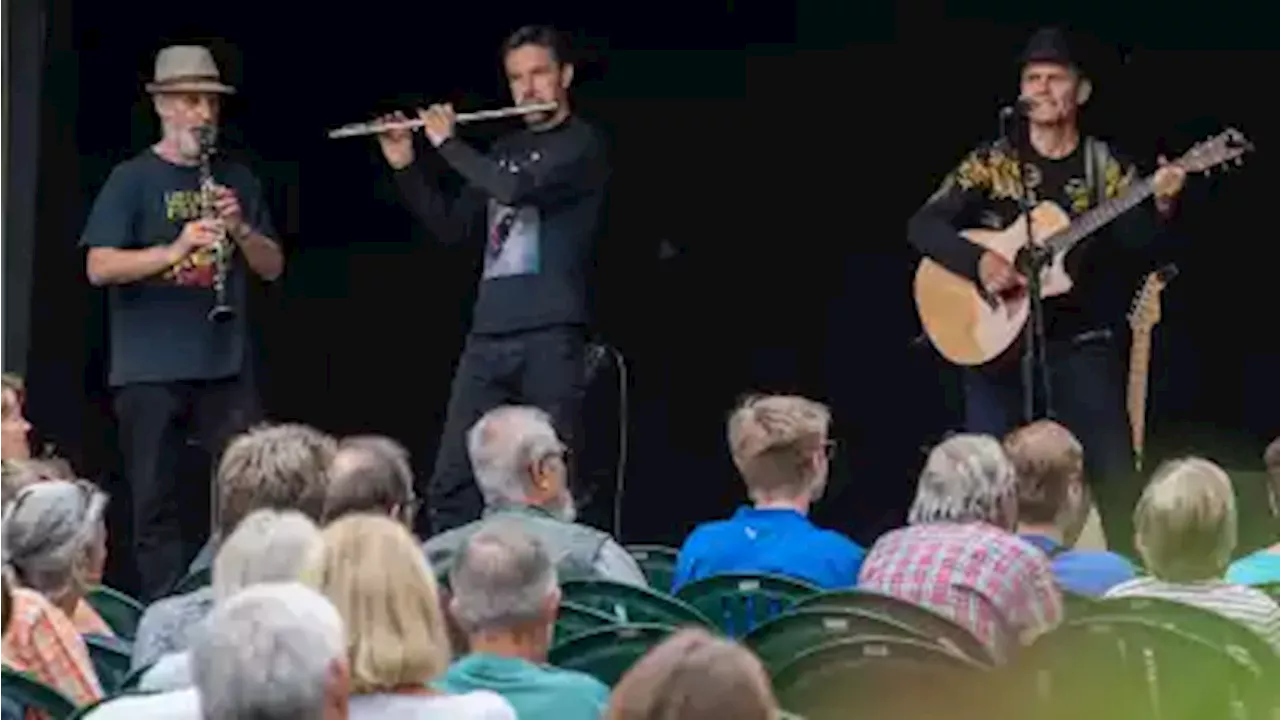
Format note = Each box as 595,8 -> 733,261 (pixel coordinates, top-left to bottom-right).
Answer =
393,115 -> 609,336
79,150 -> 275,386
907,137 -> 1160,342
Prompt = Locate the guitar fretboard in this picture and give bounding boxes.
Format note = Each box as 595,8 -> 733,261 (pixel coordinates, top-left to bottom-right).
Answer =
1046,177 -> 1157,255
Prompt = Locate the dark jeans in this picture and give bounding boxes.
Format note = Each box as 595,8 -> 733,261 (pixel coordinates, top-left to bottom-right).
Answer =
113,374 -> 261,601
962,331 -> 1141,560
425,325 -> 587,536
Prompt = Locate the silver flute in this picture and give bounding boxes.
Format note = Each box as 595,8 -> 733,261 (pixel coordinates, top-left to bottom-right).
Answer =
327,102 -> 558,139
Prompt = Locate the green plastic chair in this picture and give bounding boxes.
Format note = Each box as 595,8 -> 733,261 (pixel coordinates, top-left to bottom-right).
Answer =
548,623 -> 677,686
1,667 -> 78,719
793,589 -> 996,665
624,544 -> 679,592
554,600 -> 620,645
83,633 -> 133,694
744,607 -> 924,676
560,578 -> 714,629
117,661 -> 155,694
84,586 -> 144,641
675,573 -> 820,637
66,697 -> 110,720
1061,589 -> 1098,617
772,636 -> 986,720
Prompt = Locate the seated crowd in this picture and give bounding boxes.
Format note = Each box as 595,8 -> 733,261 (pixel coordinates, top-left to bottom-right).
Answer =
2,371 -> 1280,718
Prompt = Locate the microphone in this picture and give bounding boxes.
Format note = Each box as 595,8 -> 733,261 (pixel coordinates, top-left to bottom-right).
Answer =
1001,97 -> 1037,118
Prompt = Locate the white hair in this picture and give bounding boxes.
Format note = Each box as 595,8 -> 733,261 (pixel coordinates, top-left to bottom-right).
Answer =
448,521 -> 558,634
466,406 -> 563,506
191,582 -> 345,720
1,480 -> 107,595
213,509 -> 323,602
908,434 -> 1017,527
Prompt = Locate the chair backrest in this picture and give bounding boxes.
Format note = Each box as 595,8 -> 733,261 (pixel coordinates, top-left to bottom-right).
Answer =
84,586 -> 144,641
560,578 -> 713,629
624,545 -> 680,592
118,661 -> 156,694
547,623 -> 677,687
0,668 -> 79,719
1013,617 -> 1261,720
1079,595 -> 1280,678
675,573 -> 820,637
554,600 -> 621,646
1060,589 -> 1098,617
793,589 -> 996,665
82,633 -> 132,694
772,635 -> 986,720
1254,582 -> 1280,602
744,607 -> 925,676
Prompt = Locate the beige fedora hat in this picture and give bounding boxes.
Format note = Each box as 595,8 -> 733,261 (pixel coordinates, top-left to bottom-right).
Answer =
145,45 -> 235,95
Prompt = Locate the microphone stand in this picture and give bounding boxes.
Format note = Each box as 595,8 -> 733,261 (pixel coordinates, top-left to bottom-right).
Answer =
999,105 -> 1054,424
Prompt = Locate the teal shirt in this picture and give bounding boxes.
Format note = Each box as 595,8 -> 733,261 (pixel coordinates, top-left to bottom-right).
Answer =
1226,550 -> 1280,586
438,653 -> 609,720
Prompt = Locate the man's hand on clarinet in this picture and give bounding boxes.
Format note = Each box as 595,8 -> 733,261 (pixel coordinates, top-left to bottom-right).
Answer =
212,185 -> 248,238
419,104 -> 456,148
168,219 -> 222,265
376,111 -> 416,170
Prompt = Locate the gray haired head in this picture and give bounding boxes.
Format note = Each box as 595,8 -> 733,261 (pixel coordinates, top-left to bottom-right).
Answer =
466,406 -> 563,507
448,521 -> 558,634
2,479 -> 108,595
213,508 -> 323,602
191,582 -> 346,720
908,434 -> 1017,527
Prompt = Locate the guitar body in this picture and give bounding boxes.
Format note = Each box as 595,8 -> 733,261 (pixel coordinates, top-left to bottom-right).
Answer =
913,201 -> 1075,366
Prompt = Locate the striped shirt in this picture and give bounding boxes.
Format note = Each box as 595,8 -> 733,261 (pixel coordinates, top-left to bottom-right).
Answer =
858,522 -> 1063,659
1104,577 -> 1280,654
1,588 -> 103,713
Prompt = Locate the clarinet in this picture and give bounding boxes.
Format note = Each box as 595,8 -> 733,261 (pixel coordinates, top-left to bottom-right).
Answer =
195,125 -> 235,323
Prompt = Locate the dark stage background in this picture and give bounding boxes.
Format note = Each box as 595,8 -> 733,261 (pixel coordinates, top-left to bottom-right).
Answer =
10,0 -> 1280,592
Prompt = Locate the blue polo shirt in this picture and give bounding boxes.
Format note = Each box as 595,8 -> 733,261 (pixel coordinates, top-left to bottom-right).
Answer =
671,507 -> 865,593
1019,533 -> 1136,597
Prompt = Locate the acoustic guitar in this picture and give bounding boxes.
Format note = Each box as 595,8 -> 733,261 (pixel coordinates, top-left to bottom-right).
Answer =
1126,264 -> 1177,472
913,128 -> 1251,366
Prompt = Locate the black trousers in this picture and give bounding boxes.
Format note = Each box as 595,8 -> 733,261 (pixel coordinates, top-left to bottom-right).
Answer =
113,374 -> 261,601
961,331 -> 1141,560
424,325 -> 587,536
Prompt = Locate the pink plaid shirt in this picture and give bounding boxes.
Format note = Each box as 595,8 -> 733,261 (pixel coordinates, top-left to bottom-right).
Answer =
857,521 -> 1062,657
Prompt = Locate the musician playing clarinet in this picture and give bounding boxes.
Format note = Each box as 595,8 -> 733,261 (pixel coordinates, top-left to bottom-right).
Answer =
79,46 -> 283,600
376,25 -> 609,536
906,28 -> 1186,558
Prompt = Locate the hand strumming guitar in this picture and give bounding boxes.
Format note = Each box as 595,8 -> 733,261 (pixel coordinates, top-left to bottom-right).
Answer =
979,251 -> 1027,299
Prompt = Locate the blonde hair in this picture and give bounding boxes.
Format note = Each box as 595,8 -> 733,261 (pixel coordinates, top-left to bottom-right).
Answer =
302,514 -> 451,694
1003,421 -> 1084,524
216,423 -> 336,538
1134,457 -> 1237,581
727,394 -> 831,499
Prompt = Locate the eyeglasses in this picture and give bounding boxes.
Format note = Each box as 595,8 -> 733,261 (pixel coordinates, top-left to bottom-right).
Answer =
823,439 -> 839,460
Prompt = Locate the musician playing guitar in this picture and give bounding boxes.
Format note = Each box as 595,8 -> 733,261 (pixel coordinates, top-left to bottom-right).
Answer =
906,28 -> 1186,558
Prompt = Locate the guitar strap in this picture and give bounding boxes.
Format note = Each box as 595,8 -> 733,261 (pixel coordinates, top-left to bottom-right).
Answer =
1084,135 -> 1113,207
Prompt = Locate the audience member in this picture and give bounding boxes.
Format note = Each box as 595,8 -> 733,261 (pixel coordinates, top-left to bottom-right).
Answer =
1225,437 -> 1280,585
1,374 -> 32,462
1,457 -> 77,509
304,514 -> 516,719
322,435 -> 418,525
672,394 -> 864,592
135,509 -> 323,692
1106,457 -> 1280,652
1,568 -> 103,708
606,628 -> 777,720
441,522 -> 610,719
1003,421 -> 1136,596
131,423 -> 335,671
2,479 -> 113,635
424,406 -> 646,586
858,434 -> 1062,660
191,583 -> 350,720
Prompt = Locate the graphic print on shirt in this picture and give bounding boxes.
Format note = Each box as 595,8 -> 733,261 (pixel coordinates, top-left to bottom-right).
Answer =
481,149 -> 547,280
159,188 -> 234,287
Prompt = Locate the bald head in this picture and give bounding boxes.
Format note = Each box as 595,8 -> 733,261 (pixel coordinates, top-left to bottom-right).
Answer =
322,435 -> 415,523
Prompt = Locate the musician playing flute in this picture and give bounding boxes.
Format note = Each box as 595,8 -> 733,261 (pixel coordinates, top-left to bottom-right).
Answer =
906,29 -> 1186,558
79,46 -> 283,600
376,25 -> 609,535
